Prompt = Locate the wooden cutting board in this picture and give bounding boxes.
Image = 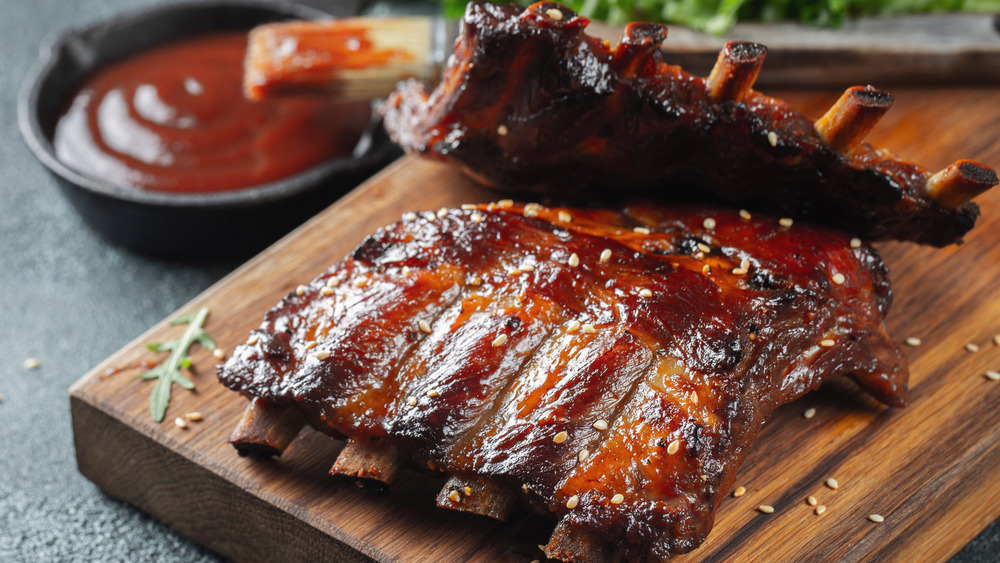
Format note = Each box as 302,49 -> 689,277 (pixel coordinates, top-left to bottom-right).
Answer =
70,87 -> 1000,562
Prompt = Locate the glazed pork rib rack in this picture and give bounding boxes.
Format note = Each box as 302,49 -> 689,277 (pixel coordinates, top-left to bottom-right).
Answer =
382,1 -> 997,246
218,201 -> 907,561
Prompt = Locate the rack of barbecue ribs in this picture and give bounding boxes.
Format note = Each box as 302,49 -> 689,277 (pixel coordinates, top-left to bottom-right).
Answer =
381,1 -> 998,246
218,201 -> 908,561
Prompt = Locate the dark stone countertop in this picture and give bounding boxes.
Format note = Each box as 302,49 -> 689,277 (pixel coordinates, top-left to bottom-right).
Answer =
0,0 -> 996,561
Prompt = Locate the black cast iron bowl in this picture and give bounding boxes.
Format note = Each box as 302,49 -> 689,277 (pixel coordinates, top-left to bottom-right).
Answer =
18,0 -> 400,260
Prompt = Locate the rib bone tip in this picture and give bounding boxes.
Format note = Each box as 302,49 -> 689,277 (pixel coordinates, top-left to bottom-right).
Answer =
926,160 -> 999,208
814,85 -> 893,153
705,41 -> 767,103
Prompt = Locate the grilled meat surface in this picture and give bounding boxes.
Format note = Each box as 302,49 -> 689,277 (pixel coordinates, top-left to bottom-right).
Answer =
217,202 -> 906,560
382,1 -> 997,246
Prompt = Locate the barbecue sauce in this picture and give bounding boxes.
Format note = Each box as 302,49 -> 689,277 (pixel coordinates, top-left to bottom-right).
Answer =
53,31 -> 371,193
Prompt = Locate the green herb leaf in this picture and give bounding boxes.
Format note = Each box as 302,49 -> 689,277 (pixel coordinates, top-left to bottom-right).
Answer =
139,307 -> 212,422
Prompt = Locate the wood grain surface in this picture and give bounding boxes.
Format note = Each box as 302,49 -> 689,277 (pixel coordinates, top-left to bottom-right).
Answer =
71,87 -> 1000,562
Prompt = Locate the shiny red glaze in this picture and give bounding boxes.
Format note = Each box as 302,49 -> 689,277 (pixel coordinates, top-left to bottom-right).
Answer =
217,201 -> 906,560
52,32 -> 370,193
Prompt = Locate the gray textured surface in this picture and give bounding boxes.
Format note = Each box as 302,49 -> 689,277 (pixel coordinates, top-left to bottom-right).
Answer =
0,0 -> 998,561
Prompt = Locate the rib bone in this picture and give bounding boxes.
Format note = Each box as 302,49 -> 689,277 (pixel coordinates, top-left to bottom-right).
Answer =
228,398 -> 305,458
705,41 -> 767,103
814,85 -> 893,153
926,160 -> 999,208
435,475 -> 518,520
543,519 -> 620,563
330,438 -> 402,495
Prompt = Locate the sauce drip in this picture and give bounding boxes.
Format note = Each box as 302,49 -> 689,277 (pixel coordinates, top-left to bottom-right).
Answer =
53,32 -> 371,193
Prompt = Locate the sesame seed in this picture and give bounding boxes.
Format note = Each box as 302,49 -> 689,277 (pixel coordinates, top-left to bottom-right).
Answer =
820,339 -> 836,347
419,320 -> 432,333
767,131 -> 778,146
524,203 -> 541,217
246,335 -> 259,346
690,391 -> 699,404
352,277 -> 368,288
553,431 -> 569,444
779,217 -> 794,228
313,350 -> 330,360
520,264 -> 535,272
733,486 -> 746,498
825,477 -> 839,490
427,389 -> 439,397
321,286 -> 336,296
850,238 -> 862,248
578,449 -> 589,462
402,211 -> 417,221
492,334 -> 508,347
966,343 -> 980,353
461,203 -> 477,210
464,486 -> 472,496
469,275 -> 482,286
470,212 -> 484,223
600,249 -> 612,262
295,285 -> 307,296
185,411 -> 203,422
758,505 -> 775,514
815,504 -> 827,515
212,348 -> 225,360
807,495 -> 818,506
568,253 -> 580,267
633,227 -> 651,235
424,211 -> 436,221
868,514 -> 884,523
703,217 -> 717,230
406,396 -> 417,406
304,341 -> 317,350
804,407 -> 817,419
546,8 -> 564,20
564,495 -> 581,509
606,493 -> 624,505
667,439 -> 681,455
437,207 -> 448,218
739,209 -> 752,220
448,490 -> 461,502
985,370 -> 1000,381
905,337 -> 922,347
326,277 -> 340,288
639,288 -> 653,298
582,323 -> 597,334
697,242 -> 712,254
173,417 -> 189,429
558,210 -> 573,222
702,264 -> 712,275
21,357 -> 39,370
567,320 -> 581,333
994,335 -> 1000,347
508,268 -> 522,276
832,273 -> 846,285
593,420 -> 608,430
497,199 -> 514,208
496,125 -> 509,136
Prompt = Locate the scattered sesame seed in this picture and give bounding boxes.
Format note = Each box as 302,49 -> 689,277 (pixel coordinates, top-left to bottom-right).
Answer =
558,210 -> 573,222
461,203 -> 477,210
464,486 -> 472,496
807,495 -> 818,506
546,8 -> 564,20
611,493 -> 625,504
508,268 -> 523,276
326,277 -> 340,288
304,341 -> 317,350
496,125 -> 509,136
850,238 -> 862,248
702,264 -> 712,275
524,203 -> 542,217
185,412 -> 203,422
633,227 -> 651,235
567,320 -> 582,333
313,350 -> 330,361
568,253 -> 580,267
600,249 -> 612,263
24,357 -> 40,370
419,320 -> 432,334
733,486 -> 746,498
703,217 -> 717,230
966,343 -> 980,353
520,264 -> 535,272
639,288 -> 653,298
246,335 -> 259,346
470,212 -> 484,223
402,211 -> 417,221
804,407 -> 817,419
175,417 -> 188,429
815,504 -> 827,515
593,420 -> 608,430
407,396 -> 417,406
448,490 -> 461,502
321,287 -> 336,296
820,339 -> 836,347
779,217 -> 794,228
767,131 -> 778,147
295,285 -> 307,296
424,211 -> 436,221
492,334 -> 508,347
212,348 -> 225,360
869,514 -> 885,523
994,335 -> 1000,347
437,207 -> 448,218
985,370 -> 1000,381
427,389 -> 439,397
690,391 -> 699,404
554,431 -> 569,444
905,337 -> 922,347
578,449 -> 589,462
497,199 -> 514,208
696,242 -> 712,254
582,323 -> 597,334
667,439 -> 681,455
739,209 -> 752,220
469,275 -> 482,286
831,273 -> 846,285
758,505 -> 775,514
825,477 -> 839,490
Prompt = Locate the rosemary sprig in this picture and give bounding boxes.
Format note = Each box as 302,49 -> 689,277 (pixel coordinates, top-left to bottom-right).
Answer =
138,307 -> 214,422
